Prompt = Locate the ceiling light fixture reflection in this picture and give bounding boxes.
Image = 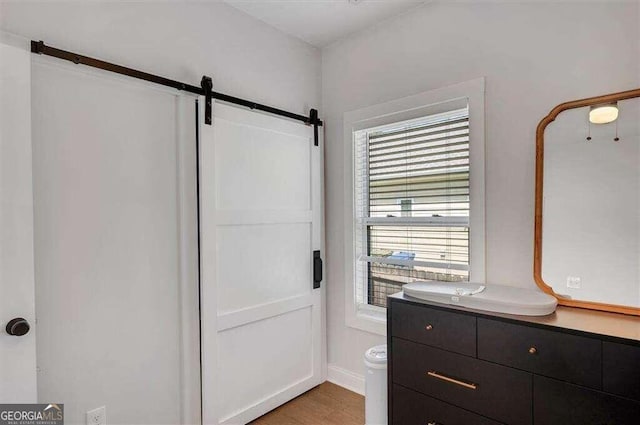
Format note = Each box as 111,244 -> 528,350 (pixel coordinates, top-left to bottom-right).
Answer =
589,103 -> 619,124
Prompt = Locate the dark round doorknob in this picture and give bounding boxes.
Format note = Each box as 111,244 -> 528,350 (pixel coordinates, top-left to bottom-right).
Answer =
6,318 -> 30,336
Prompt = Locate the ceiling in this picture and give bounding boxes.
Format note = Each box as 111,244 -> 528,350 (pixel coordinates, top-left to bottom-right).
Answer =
224,0 -> 427,48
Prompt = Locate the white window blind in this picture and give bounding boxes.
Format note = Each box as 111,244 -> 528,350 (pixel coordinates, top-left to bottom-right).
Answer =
354,107 -> 470,308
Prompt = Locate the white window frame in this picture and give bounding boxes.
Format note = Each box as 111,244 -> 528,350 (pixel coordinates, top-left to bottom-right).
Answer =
343,78 -> 486,335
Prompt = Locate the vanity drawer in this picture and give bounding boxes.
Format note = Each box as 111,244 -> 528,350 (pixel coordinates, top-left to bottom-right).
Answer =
392,337 -> 532,425
393,384 -> 503,425
477,318 -> 601,388
603,341 -> 640,402
390,301 -> 476,356
533,375 -> 640,425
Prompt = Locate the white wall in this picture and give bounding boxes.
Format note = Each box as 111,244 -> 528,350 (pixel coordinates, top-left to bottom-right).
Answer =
0,0 -> 320,420
322,1 -> 640,383
0,1 -> 320,118
30,58 -> 192,425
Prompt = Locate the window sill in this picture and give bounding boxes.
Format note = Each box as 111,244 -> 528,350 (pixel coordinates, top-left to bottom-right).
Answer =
346,304 -> 387,336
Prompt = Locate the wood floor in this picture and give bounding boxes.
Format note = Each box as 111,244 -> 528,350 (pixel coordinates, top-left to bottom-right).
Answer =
250,382 -> 365,425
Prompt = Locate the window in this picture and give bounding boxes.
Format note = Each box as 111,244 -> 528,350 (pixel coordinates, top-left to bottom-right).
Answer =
344,79 -> 485,335
399,199 -> 413,217
355,108 -> 470,308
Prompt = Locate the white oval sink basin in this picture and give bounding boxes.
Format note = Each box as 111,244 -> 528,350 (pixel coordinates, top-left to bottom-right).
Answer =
403,281 -> 557,316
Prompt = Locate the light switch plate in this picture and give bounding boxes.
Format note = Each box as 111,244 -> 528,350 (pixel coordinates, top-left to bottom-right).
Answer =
86,406 -> 106,425
566,276 -> 581,289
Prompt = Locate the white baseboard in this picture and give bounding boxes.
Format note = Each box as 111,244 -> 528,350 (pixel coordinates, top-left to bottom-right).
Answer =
326,364 -> 365,395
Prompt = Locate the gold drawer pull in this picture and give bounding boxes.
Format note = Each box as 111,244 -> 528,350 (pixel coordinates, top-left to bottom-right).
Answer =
425,324 -> 434,331
529,347 -> 537,355
427,371 -> 477,390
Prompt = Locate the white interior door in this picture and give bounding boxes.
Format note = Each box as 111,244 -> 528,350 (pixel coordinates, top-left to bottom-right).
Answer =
200,103 -> 324,425
0,37 -> 37,403
29,56 -> 200,425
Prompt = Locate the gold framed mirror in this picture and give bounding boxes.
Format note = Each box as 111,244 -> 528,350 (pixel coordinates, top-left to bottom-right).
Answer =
534,88 -> 640,316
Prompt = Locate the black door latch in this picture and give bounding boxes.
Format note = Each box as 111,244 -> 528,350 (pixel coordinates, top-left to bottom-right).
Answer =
313,250 -> 323,289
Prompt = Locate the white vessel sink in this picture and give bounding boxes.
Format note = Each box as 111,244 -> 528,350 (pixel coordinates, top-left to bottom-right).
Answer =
402,281 -> 557,316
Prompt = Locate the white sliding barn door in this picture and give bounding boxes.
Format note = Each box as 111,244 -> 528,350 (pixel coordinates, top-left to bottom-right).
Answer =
0,38 -> 37,403
30,57 -> 201,425
200,103 -> 324,425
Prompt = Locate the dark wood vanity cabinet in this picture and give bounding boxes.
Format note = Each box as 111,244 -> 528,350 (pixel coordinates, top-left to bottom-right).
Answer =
387,295 -> 640,425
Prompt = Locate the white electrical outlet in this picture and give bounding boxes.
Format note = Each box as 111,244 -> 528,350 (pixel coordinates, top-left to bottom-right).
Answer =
86,406 -> 106,425
567,276 -> 581,289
